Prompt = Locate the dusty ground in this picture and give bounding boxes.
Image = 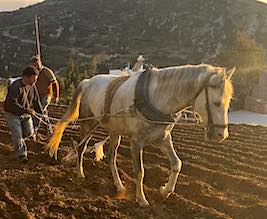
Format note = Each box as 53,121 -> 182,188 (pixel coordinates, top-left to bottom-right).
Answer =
229,110 -> 267,126
0,104 -> 266,219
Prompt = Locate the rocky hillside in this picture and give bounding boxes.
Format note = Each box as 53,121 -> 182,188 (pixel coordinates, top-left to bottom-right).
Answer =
0,0 -> 267,76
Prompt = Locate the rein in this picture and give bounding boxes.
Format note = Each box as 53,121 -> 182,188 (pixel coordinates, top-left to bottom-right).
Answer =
34,73 -> 227,129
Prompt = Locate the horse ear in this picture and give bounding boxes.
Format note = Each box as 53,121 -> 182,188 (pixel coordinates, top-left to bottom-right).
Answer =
208,74 -> 221,87
226,67 -> 236,80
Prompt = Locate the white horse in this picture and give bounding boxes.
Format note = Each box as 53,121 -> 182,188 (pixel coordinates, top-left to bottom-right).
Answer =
45,64 -> 234,206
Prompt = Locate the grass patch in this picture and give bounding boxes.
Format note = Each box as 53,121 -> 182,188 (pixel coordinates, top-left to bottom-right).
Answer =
0,81 -> 7,102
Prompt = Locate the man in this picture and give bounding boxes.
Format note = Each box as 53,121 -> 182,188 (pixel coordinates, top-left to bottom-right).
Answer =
30,56 -> 60,135
4,67 -> 43,162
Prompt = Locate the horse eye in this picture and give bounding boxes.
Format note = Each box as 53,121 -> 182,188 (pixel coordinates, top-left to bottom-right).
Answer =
214,102 -> 221,107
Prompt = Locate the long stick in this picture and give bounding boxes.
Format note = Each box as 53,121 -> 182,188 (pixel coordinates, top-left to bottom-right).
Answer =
34,15 -> 41,62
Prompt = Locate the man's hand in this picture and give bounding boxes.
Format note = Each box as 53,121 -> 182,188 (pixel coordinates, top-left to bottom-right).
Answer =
54,97 -> 59,104
26,109 -> 35,116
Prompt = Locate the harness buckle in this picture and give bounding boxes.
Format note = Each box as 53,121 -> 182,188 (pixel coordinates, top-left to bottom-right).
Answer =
128,104 -> 136,116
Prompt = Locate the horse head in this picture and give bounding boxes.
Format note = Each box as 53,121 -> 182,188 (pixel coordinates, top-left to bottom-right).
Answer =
194,67 -> 235,142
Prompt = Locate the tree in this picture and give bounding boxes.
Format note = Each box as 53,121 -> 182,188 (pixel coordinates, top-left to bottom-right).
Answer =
59,57 -> 81,104
216,31 -> 266,109
60,53 -> 109,104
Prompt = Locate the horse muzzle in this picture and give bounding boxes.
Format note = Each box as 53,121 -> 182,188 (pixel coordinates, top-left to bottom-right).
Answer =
205,125 -> 229,143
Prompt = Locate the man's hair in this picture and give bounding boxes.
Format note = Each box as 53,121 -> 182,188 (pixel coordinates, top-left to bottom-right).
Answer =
22,66 -> 39,77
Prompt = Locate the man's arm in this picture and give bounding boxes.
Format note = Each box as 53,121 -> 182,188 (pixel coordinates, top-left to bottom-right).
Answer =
44,67 -> 60,103
4,85 -> 27,116
52,80 -> 60,103
32,85 -> 43,114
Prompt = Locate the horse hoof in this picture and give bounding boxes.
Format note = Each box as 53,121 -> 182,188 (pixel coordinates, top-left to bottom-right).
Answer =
77,172 -> 85,178
117,186 -> 126,194
137,199 -> 150,207
160,186 -> 171,199
116,187 -> 128,200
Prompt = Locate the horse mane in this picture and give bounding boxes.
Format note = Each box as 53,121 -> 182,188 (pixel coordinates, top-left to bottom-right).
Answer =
150,64 -> 233,107
223,75 -> 233,107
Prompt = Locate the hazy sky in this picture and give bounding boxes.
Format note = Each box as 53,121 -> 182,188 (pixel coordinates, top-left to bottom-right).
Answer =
258,0 -> 267,3
0,0 -> 45,12
0,0 -> 266,12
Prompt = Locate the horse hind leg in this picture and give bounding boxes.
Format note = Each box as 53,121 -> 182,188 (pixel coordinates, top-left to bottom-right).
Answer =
108,135 -> 126,193
77,140 -> 88,178
77,120 -> 98,178
156,133 -> 182,199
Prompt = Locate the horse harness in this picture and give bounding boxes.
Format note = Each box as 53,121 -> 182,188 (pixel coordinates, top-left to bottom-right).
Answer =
134,69 -> 175,122
102,75 -> 130,122
103,70 -> 228,130
191,74 -> 228,131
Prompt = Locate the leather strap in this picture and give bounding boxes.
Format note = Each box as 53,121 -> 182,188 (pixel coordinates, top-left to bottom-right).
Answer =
134,70 -> 175,122
103,76 -> 130,120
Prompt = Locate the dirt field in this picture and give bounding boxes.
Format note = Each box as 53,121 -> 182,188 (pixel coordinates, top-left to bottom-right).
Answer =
0,104 -> 266,219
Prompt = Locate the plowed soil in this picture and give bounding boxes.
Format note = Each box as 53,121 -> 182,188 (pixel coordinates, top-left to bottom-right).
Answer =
0,104 -> 266,219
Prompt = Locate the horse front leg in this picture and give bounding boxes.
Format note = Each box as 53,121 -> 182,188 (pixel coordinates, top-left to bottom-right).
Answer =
156,133 -> 182,199
130,140 -> 149,206
108,135 -> 126,193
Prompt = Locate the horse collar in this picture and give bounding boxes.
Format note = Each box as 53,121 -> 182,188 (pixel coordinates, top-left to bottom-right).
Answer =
134,70 -> 175,123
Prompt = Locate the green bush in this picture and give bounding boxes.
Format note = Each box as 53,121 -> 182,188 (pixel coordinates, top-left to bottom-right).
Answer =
216,31 -> 266,109
58,56 -> 97,104
0,80 -> 8,102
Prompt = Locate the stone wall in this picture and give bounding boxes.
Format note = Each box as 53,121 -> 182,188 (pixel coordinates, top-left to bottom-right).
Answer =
244,70 -> 267,113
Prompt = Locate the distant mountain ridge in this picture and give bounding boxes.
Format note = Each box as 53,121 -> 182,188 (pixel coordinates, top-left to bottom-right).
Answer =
0,0 -> 267,76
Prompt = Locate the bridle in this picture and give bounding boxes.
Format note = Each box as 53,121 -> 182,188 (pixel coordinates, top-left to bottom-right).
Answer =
204,86 -> 228,133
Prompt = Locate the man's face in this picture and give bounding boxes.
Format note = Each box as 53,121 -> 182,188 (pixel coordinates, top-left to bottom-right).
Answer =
32,59 -> 42,70
26,74 -> 38,86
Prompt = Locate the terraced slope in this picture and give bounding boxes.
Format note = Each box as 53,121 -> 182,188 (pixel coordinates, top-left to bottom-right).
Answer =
0,104 -> 266,219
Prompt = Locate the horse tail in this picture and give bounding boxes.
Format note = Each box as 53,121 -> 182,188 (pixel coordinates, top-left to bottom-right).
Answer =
45,83 -> 83,158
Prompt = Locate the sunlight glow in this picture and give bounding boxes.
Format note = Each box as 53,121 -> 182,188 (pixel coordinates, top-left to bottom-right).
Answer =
257,0 -> 267,4
0,0 -> 45,12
